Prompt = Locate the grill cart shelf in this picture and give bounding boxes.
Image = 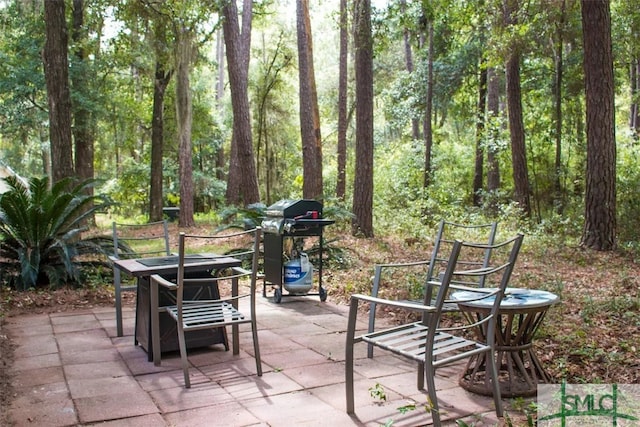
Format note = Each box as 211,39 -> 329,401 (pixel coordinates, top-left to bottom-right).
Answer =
261,199 -> 334,303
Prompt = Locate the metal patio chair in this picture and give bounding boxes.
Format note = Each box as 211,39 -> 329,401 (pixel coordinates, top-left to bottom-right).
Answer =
346,233 -> 524,426
150,227 -> 263,388
367,220 -> 498,358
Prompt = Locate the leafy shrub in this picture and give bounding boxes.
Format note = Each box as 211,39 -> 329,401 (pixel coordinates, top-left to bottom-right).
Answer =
0,176 -> 114,290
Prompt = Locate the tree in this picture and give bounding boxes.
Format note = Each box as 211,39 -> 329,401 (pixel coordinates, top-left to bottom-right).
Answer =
473,56 -> 487,206
504,0 -> 531,217
142,8 -> 174,222
352,0 -> 373,238
43,0 -> 74,184
486,66 -> 502,194
400,0 -> 420,142
175,25 -> 196,227
71,0 -> 97,225
297,0 -> 323,200
580,0 -> 616,250
149,55 -> 173,222
223,0 -> 260,206
336,0 -> 348,201
253,31 -> 293,205
422,18 -> 434,189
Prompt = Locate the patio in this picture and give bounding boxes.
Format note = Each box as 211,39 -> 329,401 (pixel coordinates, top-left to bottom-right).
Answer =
3,294 -> 513,426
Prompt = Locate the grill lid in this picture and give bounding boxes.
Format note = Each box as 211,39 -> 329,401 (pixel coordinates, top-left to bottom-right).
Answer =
264,199 -> 323,218
261,199 -> 333,234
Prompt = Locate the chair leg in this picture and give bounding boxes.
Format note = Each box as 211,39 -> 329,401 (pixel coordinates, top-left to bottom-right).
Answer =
345,297 -> 358,415
177,322 -> 191,388
417,362 -> 425,390
251,321 -> 262,376
114,269 -> 123,337
425,361 -> 441,427
487,349 -> 503,417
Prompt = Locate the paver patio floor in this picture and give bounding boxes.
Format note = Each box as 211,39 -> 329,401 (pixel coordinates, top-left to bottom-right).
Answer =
3,292 -> 513,426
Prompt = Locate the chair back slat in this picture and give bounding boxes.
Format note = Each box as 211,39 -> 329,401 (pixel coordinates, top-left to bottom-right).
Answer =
112,220 -> 171,259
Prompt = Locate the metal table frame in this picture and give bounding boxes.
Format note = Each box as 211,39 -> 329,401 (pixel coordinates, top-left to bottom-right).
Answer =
451,288 -> 559,397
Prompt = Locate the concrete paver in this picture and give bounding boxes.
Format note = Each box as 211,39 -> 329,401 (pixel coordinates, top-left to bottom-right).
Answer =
3,293 -> 517,426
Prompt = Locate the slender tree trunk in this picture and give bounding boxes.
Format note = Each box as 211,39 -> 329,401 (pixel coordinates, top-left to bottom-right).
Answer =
504,0 -> 531,217
71,0 -> 95,225
473,58 -> 487,206
423,22 -> 434,189
630,59 -> 640,138
352,0 -> 374,238
149,61 -> 171,222
175,29 -> 195,227
43,0 -> 74,185
222,0 -> 260,206
336,0 -> 348,201
580,0 -> 616,250
215,28 -> 225,182
553,0 -> 566,212
486,67 -> 501,193
297,0 -> 323,200
400,0 -> 419,141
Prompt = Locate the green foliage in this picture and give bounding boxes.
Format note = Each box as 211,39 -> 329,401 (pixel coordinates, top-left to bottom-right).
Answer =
368,382 -> 387,402
616,136 -> 640,250
0,176 -> 114,290
217,202 -> 267,231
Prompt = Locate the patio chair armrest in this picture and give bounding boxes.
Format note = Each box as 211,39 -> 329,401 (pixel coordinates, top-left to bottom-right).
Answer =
150,274 -> 177,290
371,260 -> 431,297
374,260 -> 431,269
351,293 -> 437,313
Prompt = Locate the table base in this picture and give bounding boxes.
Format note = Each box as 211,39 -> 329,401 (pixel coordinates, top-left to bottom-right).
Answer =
458,304 -> 553,397
459,349 -> 551,397
136,273 -> 228,361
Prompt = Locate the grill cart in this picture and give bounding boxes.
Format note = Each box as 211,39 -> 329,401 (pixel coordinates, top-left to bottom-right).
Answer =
261,199 -> 334,303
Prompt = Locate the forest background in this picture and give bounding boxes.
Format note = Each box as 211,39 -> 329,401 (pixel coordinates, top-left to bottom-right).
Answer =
0,0 -> 637,248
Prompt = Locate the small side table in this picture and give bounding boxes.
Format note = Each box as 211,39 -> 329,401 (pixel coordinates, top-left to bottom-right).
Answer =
451,288 -> 559,397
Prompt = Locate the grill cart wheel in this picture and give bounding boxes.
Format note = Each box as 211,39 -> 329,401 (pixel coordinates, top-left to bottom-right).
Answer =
319,287 -> 327,302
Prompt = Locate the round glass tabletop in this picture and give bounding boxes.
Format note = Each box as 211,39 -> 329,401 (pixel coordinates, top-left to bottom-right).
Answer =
451,288 -> 559,309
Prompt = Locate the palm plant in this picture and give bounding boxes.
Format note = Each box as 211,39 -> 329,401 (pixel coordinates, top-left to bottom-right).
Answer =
0,175 -> 114,290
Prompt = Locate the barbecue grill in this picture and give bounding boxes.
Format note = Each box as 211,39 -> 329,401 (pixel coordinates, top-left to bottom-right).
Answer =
261,199 -> 334,303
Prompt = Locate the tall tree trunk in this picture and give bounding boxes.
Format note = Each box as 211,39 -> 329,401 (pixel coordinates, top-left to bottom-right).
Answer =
630,59 -> 640,138
336,0 -> 348,201
149,61 -> 172,222
400,0 -> 420,141
222,0 -> 260,206
486,66 -> 501,193
175,29 -> 195,227
297,0 -> 323,200
71,0 -> 95,225
473,58 -> 487,206
580,0 -> 616,250
215,28 -> 225,182
422,21 -> 434,189
504,0 -> 531,217
43,0 -> 74,185
553,0 -> 566,212
352,0 -> 374,238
